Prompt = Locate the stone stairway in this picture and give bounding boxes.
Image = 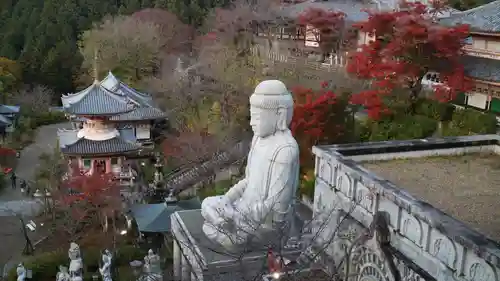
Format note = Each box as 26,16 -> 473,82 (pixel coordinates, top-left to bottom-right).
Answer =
164,139 -> 251,193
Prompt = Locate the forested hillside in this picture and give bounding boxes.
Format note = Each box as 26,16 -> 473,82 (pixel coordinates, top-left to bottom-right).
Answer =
0,0 -> 229,98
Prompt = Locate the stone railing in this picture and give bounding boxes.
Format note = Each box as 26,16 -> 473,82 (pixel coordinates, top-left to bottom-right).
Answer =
250,46 -> 347,71
311,135 -> 500,281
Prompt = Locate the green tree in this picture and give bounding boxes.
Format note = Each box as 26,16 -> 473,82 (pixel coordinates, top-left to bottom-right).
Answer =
80,15 -> 164,84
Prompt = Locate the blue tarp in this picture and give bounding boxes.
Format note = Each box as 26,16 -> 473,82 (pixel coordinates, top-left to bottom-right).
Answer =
130,197 -> 201,233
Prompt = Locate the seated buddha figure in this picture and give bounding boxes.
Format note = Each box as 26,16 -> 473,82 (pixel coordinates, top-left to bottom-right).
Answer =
201,80 -> 300,249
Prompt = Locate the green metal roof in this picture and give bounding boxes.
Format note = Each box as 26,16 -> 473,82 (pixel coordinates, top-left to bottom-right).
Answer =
130,197 -> 201,233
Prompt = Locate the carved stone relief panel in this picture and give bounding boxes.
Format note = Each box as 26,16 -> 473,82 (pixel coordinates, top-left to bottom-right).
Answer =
349,245 -> 394,281
429,233 -> 457,270
317,157 -> 334,186
356,182 -> 375,213
337,170 -> 354,198
465,257 -> 498,281
399,212 -> 423,247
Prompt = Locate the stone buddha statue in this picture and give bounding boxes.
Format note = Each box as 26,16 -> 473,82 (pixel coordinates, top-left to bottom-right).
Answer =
201,80 -> 300,249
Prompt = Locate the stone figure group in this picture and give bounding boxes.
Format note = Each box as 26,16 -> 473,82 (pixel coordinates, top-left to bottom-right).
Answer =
56,243 -> 115,281
201,80 -> 300,249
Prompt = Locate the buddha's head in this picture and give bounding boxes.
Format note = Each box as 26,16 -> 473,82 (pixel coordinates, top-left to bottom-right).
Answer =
249,80 -> 294,138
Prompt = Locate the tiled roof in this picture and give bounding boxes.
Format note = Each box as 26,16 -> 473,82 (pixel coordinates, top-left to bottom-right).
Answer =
277,0 -> 373,22
101,72 -> 154,107
110,107 -> 166,121
439,0 -> 500,33
64,83 -> 134,116
462,55 -> 500,82
61,137 -> 140,155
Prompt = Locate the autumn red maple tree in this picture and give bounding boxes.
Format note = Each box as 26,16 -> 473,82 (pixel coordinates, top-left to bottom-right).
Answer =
53,171 -> 122,241
347,1 -> 471,119
291,82 -> 352,169
297,8 -> 347,59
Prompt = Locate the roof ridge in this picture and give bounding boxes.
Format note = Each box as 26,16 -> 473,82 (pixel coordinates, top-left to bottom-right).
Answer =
71,84 -> 130,107
62,83 -> 95,99
460,0 -> 500,14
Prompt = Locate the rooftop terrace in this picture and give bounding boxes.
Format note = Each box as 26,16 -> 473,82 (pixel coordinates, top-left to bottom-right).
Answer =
363,153 -> 500,241
323,135 -> 500,243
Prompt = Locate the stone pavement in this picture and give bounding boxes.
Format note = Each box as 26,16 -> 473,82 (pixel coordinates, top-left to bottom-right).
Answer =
0,122 -> 70,277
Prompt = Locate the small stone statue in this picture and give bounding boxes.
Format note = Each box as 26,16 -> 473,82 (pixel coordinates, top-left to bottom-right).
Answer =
68,242 -> 83,281
143,249 -> 161,275
56,266 -> 71,281
201,80 -> 300,249
99,249 -> 113,281
16,263 -> 26,281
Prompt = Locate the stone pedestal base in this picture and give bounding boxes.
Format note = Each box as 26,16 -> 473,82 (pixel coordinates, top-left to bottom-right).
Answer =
171,210 -> 304,281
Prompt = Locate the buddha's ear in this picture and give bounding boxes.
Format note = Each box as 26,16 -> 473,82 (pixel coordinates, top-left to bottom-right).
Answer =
276,107 -> 288,131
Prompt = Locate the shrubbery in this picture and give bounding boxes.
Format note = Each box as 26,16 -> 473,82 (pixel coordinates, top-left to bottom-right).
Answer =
360,115 -> 437,141
359,98 -> 497,141
442,107 -> 497,136
415,98 -> 455,121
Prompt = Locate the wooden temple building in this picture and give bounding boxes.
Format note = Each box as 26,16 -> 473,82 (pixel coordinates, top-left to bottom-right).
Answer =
440,0 -> 500,115
57,72 -> 166,183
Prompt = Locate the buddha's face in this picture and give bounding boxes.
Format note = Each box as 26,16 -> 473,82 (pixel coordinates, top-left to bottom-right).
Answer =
250,106 -> 277,137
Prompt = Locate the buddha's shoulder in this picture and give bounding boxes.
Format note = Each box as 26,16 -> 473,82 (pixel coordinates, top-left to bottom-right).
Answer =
264,134 -> 298,149
265,136 -> 299,160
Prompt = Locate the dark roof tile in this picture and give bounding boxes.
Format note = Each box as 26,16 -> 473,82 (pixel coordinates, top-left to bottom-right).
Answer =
61,137 -> 140,155
440,0 -> 500,33
462,55 -> 500,82
65,83 -> 134,116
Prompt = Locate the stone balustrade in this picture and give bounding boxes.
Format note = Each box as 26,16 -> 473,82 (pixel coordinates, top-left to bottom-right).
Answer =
311,135 -> 500,281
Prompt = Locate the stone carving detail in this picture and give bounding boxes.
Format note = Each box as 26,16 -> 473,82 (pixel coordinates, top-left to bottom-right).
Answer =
200,80 -> 300,249
400,213 -> 423,247
394,258 -> 426,281
430,236 -> 457,269
318,158 -> 333,185
351,246 -> 392,281
99,249 -> 113,281
68,242 -> 83,281
337,172 -> 353,197
468,261 -> 498,281
356,182 -> 374,212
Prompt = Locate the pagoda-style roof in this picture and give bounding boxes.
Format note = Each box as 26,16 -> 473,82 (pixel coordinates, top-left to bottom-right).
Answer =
61,137 -> 140,155
63,72 -> 166,120
63,83 -> 135,116
101,72 -> 154,107
440,0 -> 500,33
110,107 -> 166,121
462,55 -> 500,82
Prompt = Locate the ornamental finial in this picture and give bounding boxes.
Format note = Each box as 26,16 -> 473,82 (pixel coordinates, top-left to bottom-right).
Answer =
93,48 -> 99,83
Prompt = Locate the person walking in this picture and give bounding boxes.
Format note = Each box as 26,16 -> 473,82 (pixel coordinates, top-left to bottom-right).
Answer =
10,172 -> 17,189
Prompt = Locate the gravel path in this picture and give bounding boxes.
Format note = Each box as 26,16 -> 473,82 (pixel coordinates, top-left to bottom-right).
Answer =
363,153 -> 500,241
0,122 -> 71,275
